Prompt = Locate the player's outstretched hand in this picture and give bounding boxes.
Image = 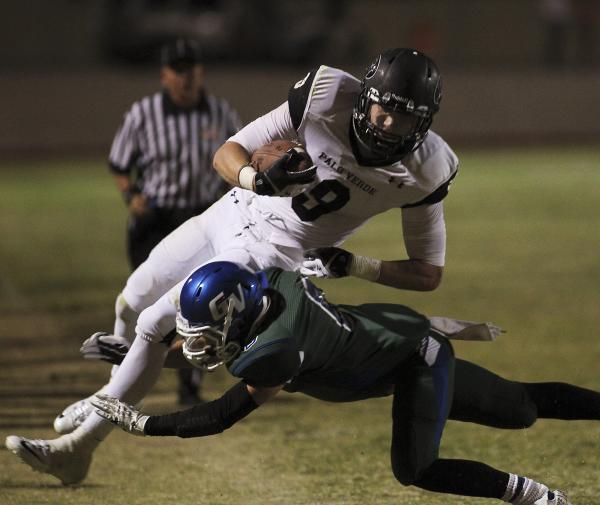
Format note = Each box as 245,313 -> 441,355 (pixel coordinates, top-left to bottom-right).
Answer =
255,148 -> 317,197
299,247 -> 353,278
91,394 -> 148,436
80,332 -> 130,365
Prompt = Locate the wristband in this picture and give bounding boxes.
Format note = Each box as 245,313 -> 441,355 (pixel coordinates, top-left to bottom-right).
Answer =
348,254 -> 382,282
238,164 -> 257,191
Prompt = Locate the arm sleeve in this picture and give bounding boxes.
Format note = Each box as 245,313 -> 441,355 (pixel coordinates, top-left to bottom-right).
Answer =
144,381 -> 258,438
401,202 -> 447,267
227,101 -> 296,155
228,333 -> 301,387
108,104 -> 141,174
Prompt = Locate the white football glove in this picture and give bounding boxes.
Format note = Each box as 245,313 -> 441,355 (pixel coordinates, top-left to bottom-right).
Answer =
298,247 -> 353,278
298,257 -> 330,278
429,316 -> 505,341
80,332 -> 131,365
91,393 -> 149,436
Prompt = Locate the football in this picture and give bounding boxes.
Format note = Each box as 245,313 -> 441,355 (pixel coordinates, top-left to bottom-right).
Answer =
250,140 -> 312,173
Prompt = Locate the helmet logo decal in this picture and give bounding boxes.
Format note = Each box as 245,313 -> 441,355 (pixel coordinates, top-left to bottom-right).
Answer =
293,72 -> 311,89
365,55 -> 381,80
381,91 -> 415,112
243,336 -> 258,351
208,284 -> 246,320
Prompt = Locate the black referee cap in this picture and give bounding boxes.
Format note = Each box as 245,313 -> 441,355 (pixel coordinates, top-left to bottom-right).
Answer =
160,38 -> 201,69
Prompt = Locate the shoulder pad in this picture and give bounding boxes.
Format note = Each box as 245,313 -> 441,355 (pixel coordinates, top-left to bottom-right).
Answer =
229,337 -> 300,387
288,68 -> 319,130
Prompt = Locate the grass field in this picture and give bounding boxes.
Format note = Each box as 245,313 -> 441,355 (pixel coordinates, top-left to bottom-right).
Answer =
1,146 -> 599,505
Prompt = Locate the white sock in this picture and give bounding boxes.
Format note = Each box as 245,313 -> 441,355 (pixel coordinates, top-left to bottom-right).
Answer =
66,336 -> 168,449
103,336 -> 168,404
503,473 -> 549,504
50,424 -> 107,453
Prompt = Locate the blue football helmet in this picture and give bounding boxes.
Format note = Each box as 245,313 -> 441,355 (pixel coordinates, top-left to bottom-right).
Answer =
176,261 -> 270,371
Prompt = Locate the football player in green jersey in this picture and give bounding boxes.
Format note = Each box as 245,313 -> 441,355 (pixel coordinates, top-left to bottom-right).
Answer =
88,261 -> 599,505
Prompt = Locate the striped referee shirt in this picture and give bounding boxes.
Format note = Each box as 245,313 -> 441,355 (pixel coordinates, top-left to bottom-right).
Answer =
109,90 -> 242,209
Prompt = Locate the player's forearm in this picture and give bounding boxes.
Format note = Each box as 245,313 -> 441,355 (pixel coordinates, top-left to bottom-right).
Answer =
378,259 -> 443,291
143,381 -> 259,438
213,141 -> 252,187
301,248 -> 441,290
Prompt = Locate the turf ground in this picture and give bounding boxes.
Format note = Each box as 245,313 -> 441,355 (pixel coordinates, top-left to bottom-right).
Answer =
0,146 -> 599,505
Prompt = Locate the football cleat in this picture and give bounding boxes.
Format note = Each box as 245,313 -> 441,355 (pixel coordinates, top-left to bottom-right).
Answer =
53,388 -> 106,434
5,435 -> 92,486
534,489 -> 571,505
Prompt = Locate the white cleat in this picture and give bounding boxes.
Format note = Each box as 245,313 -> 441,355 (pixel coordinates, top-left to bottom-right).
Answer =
53,388 -> 106,434
534,490 -> 572,505
5,435 -> 92,486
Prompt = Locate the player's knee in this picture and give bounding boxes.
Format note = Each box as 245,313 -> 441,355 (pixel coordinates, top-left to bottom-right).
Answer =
512,396 -> 538,428
391,457 -> 424,486
498,382 -> 538,429
521,406 -> 537,428
136,301 -> 177,345
115,293 -> 138,323
136,307 -> 162,344
114,293 -> 140,341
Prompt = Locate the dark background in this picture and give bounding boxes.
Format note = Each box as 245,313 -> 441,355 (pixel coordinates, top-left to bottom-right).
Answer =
1,0 -> 599,156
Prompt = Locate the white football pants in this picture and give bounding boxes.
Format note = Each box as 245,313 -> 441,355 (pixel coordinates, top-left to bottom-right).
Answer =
72,190 -> 306,446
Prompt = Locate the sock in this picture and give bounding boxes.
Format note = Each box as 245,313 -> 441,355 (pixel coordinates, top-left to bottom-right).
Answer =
67,336 -> 168,450
103,336 -> 168,404
414,459 -> 510,498
502,473 -> 548,504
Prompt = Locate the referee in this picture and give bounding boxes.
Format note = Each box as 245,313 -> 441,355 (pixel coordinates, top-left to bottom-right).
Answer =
108,38 -> 242,405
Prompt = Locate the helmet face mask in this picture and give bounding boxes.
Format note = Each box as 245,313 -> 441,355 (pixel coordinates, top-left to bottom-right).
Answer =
175,262 -> 269,371
368,102 -> 421,138
352,48 -> 441,165
177,313 -> 242,371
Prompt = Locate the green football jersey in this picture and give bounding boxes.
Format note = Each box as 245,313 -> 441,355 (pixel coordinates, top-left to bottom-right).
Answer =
227,268 -> 430,402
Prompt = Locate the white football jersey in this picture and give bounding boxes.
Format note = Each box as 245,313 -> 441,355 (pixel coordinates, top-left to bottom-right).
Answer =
229,65 -> 458,263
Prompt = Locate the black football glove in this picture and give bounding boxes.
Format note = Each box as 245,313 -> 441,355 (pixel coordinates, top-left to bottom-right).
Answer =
254,148 -> 317,197
80,332 -> 131,365
299,247 -> 353,278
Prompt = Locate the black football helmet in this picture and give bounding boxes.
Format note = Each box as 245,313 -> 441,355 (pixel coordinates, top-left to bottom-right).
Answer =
351,48 -> 442,165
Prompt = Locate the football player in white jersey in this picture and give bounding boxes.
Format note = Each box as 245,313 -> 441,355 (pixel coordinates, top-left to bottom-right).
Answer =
5,48 -> 459,486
